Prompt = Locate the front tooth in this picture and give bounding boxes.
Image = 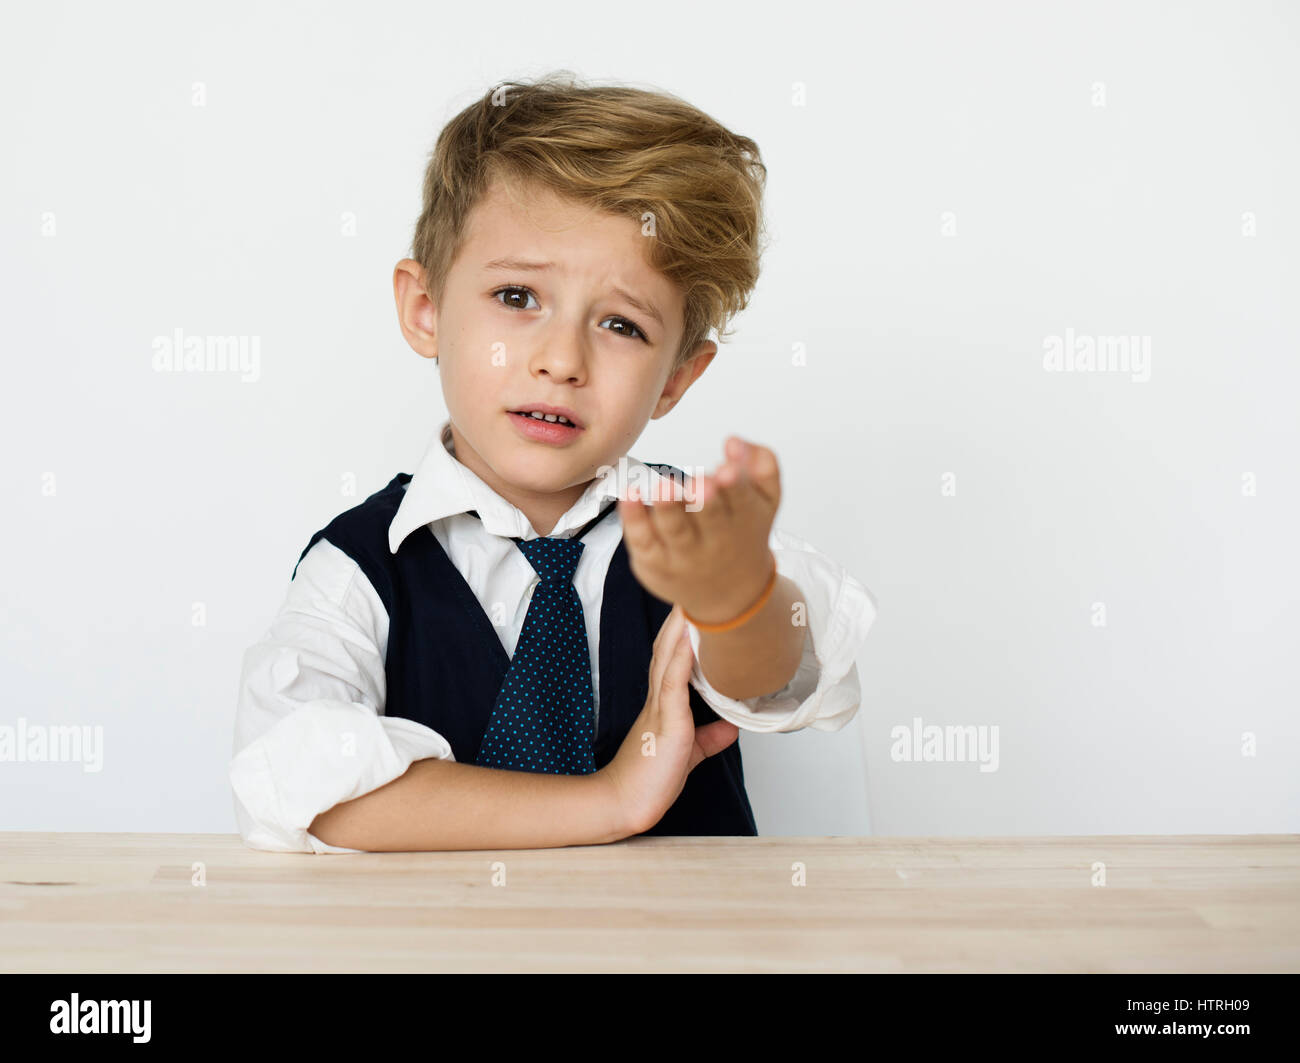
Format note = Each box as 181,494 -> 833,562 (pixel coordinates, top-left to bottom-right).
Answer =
543,413 -> 559,422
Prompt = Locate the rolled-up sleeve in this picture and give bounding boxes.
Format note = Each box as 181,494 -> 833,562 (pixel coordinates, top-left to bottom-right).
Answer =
686,527 -> 877,733
229,538 -> 454,854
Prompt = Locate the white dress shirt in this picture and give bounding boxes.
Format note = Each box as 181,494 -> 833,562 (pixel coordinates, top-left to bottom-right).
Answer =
230,420 -> 877,853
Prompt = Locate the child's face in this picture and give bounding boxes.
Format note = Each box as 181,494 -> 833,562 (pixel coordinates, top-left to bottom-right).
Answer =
395,174 -> 715,527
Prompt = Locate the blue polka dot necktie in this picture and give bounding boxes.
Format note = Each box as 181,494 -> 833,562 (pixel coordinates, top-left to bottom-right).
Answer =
473,501 -> 617,775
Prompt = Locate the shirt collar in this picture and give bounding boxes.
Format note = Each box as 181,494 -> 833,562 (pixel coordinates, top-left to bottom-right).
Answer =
388,418 -> 677,552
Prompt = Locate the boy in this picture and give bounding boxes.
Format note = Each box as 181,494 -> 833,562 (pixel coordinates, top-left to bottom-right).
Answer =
229,72 -> 877,853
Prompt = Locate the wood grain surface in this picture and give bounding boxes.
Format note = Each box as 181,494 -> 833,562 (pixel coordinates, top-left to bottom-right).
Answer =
1,833 -> 1296,972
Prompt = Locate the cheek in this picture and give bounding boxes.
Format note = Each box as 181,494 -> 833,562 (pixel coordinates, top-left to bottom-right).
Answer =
611,363 -> 665,407
437,360 -> 489,423
443,337 -> 497,390
599,385 -> 652,431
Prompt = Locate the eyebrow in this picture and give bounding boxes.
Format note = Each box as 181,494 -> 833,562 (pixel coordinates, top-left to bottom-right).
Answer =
481,256 -> 664,329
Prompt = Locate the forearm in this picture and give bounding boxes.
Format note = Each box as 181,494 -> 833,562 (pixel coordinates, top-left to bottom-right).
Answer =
308,757 -> 630,851
696,574 -> 805,701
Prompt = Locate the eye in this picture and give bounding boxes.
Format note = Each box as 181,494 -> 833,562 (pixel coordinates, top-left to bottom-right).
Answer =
600,316 -> 648,343
492,285 -> 539,311
492,285 -> 649,343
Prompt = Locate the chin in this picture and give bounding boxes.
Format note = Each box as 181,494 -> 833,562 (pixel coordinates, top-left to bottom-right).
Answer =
491,447 -> 574,483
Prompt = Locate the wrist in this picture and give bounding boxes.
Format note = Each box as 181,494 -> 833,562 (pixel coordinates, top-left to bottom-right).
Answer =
682,551 -> 777,629
590,766 -> 641,842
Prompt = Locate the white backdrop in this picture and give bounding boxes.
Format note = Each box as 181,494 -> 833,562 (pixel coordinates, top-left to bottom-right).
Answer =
3,0 -> 1296,838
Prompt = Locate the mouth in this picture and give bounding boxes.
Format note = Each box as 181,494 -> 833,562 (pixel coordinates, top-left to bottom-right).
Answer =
506,407 -> 585,444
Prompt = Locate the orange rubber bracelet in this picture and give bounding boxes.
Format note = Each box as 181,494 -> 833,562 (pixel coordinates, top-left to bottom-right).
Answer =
683,556 -> 779,633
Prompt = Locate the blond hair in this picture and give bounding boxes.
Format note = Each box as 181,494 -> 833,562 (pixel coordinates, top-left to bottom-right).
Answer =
410,71 -> 769,374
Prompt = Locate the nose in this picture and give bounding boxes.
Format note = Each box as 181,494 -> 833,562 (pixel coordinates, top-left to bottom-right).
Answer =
528,320 -> 589,384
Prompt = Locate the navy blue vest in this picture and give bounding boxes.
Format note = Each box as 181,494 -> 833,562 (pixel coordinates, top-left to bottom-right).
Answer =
292,468 -> 758,837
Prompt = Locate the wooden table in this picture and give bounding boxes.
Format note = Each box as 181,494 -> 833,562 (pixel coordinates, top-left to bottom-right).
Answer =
1,833 -> 1296,972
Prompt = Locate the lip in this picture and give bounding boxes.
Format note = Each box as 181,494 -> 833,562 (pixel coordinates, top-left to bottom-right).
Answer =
506,402 -> 584,429
506,409 -> 585,446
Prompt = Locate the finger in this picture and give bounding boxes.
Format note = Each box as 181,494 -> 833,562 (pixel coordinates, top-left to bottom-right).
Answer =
618,486 -> 663,554
649,497 -> 697,549
650,599 -> 681,654
690,470 -> 731,521
655,617 -> 695,714
713,438 -> 760,509
647,605 -> 687,697
709,458 -> 754,525
659,472 -> 688,503
718,469 -> 766,527
682,471 -> 715,513
718,439 -> 781,522
714,454 -> 744,490
647,612 -> 692,729
738,440 -> 782,509
724,436 -> 749,463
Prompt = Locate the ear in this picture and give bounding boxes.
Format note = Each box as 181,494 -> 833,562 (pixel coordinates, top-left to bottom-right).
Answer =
393,259 -> 439,361
651,340 -> 717,419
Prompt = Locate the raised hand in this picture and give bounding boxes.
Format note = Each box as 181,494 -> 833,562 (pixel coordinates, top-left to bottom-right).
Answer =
618,436 -> 781,624
596,604 -> 740,835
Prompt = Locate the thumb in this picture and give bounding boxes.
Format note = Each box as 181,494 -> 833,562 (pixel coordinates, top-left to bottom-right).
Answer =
689,719 -> 740,771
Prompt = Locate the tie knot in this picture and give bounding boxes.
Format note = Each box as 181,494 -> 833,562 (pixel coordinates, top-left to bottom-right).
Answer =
516,535 -> 584,582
